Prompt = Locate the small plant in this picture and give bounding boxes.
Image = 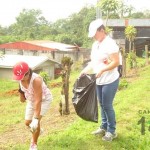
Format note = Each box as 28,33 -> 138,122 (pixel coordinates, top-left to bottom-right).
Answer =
118,78 -> 128,90
105,26 -> 113,34
39,71 -> 50,85
127,51 -> 137,69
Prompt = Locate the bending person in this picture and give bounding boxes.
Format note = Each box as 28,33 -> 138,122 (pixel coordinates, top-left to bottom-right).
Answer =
13,61 -> 53,150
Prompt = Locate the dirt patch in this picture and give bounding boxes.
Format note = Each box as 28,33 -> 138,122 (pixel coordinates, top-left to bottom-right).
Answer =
0,89 -> 19,97
122,68 -> 140,83
0,102 -> 77,150
49,82 -> 62,88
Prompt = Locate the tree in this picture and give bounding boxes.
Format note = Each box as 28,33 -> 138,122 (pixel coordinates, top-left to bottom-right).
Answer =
117,1 -> 134,18
60,57 -> 73,115
143,9 -> 150,18
125,26 -> 137,69
53,6 -> 96,47
8,9 -> 50,40
97,0 -> 119,25
0,26 -> 7,36
131,12 -> 145,18
125,25 -> 137,52
129,9 -> 150,18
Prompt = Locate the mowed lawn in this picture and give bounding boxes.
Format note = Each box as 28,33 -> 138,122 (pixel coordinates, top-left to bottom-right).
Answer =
0,65 -> 150,150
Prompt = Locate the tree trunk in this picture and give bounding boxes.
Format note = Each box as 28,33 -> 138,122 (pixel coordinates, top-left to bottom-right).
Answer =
64,67 -> 70,115
59,57 -> 73,115
60,68 -> 70,115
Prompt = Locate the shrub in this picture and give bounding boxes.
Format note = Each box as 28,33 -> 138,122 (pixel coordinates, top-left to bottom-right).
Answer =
118,78 -> 128,90
127,51 -> 137,69
39,71 -> 50,85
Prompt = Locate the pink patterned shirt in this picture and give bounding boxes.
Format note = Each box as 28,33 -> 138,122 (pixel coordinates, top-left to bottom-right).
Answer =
20,73 -> 52,102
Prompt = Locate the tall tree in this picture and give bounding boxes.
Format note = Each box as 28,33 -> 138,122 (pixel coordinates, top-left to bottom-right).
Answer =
117,1 -> 134,18
97,0 -> 119,25
125,25 -> 137,69
125,25 -> 137,52
9,9 -> 49,40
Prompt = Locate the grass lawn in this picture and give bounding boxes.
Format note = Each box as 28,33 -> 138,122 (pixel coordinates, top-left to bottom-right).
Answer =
0,65 -> 150,150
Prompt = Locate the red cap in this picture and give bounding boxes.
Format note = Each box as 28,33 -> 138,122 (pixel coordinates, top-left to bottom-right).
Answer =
13,61 -> 29,80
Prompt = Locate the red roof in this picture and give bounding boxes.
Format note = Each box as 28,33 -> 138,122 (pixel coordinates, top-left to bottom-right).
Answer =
0,41 -> 55,51
0,40 -> 79,51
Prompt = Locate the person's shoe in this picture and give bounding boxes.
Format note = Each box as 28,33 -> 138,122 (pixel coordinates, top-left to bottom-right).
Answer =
29,143 -> 38,150
91,128 -> 106,135
102,132 -> 117,142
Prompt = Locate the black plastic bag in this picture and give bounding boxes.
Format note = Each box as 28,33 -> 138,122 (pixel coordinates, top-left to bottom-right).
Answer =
72,74 -> 98,123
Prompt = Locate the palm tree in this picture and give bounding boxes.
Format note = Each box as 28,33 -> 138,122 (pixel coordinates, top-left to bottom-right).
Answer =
125,25 -> 137,52
125,26 -> 137,69
97,0 -> 119,26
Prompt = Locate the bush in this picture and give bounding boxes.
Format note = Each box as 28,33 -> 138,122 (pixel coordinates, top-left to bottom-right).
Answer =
118,78 -> 128,90
39,71 -> 50,85
127,51 -> 137,69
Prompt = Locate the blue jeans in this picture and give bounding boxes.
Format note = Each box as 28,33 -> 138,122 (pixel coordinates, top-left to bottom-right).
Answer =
96,78 -> 119,134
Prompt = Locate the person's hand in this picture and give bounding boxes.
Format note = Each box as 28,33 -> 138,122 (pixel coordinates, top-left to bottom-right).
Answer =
79,72 -> 86,78
29,118 -> 39,133
96,69 -> 104,78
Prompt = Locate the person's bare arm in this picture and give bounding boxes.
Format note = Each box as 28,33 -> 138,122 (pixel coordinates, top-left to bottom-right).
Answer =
33,77 -> 42,118
96,52 -> 119,78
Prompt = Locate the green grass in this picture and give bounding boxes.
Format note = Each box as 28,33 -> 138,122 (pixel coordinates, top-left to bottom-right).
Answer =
0,65 -> 150,150
40,65 -> 150,150
0,79 -> 18,92
0,96 -> 25,133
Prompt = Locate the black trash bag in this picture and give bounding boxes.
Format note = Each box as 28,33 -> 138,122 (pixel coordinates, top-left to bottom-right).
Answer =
72,74 -> 98,123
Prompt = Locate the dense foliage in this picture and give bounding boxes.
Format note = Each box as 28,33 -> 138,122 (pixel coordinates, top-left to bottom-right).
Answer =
0,1 -> 149,47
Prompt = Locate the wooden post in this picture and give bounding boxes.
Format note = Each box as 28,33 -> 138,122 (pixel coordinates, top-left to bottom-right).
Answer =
122,48 -> 126,77
145,45 -> 149,65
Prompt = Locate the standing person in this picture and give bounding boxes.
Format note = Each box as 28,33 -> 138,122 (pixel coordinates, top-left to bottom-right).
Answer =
80,19 -> 119,141
13,61 -> 53,150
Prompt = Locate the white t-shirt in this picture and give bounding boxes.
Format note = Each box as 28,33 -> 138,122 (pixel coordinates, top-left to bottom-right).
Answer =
20,73 -> 53,102
89,36 -> 119,85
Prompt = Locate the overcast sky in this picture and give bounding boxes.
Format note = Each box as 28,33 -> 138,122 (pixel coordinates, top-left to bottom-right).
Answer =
0,0 -> 149,27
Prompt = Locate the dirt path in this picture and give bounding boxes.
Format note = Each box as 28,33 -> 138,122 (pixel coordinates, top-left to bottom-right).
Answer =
0,103 -> 77,149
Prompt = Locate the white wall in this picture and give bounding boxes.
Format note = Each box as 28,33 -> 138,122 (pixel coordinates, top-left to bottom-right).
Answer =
0,68 -> 13,79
